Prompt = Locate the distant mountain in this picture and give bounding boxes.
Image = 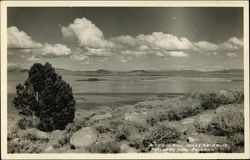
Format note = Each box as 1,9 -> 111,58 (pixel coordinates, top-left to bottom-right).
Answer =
8,66 -> 243,77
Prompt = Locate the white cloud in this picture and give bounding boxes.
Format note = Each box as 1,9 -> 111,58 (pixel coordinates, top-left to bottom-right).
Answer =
8,26 -> 72,58
220,37 -> 243,50
138,45 -> 150,51
120,50 -> 148,57
60,17 -> 243,61
226,52 -> 237,57
155,51 -> 188,58
61,18 -> 113,48
24,43 -> 71,58
228,37 -> 243,46
156,51 -> 165,57
42,43 -> 71,57
112,35 -> 136,46
85,47 -> 112,57
136,32 -> 193,50
70,54 -> 89,62
120,59 -> 127,63
194,41 -> 219,51
8,26 -> 43,48
27,55 -> 39,61
167,51 -> 188,57
193,37 -> 243,53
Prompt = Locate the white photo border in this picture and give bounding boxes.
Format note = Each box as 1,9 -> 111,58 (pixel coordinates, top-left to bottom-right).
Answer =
1,1 -> 249,159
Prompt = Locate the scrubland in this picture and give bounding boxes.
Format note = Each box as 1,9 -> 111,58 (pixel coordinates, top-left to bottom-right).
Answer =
7,90 -> 244,153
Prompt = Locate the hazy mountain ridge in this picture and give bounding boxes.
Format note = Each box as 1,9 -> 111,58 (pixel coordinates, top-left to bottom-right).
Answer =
8,67 -> 243,76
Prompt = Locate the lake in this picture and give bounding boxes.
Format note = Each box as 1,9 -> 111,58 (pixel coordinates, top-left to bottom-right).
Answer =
8,72 -> 243,94
7,69 -> 244,110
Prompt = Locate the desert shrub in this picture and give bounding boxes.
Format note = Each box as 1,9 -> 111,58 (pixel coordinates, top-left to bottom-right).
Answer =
52,133 -> 71,149
233,91 -> 244,104
194,115 -> 213,133
146,113 -> 161,126
216,90 -> 237,104
108,120 -> 152,152
88,142 -> 121,153
94,121 -> 113,134
147,122 -> 181,145
18,116 -> 40,129
13,62 -> 75,132
167,109 -> 182,121
207,106 -> 244,136
207,133 -> 244,153
227,133 -> 244,152
65,118 -> 88,133
127,132 -> 151,152
164,97 -> 201,121
119,121 -> 181,152
18,118 -> 33,129
190,90 -> 244,110
199,92 -> 220,109
15,128 -> 48,143
7,139 -> 43,153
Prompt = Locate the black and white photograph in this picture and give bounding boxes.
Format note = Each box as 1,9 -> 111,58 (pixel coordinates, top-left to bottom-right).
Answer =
1,0 -> 249,159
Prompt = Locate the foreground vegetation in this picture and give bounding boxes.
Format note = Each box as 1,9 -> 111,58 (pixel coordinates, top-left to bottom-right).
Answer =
8,90 -> 244,153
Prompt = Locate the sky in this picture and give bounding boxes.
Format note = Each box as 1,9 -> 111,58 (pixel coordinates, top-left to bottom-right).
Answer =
7,7 -> 244,71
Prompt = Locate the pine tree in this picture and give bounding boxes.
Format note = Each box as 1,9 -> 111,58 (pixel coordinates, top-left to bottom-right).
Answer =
13,62 -> 75,131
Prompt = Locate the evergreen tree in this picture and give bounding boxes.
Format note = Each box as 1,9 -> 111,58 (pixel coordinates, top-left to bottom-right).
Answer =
13,62 -> 75,131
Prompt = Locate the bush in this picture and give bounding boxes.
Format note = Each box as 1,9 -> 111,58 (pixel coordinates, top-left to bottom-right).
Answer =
163,97 -> 201,121
199,93 -> 220,109
8,139 -> 40,153
94,121 -> 113,134
227,133 -> 244,152
18,116 -> 40,129
88,142 -> 121,153
190,90 -> 244,111
194,114 -> 213,133
207,105 -> 244,136
147,123 -> 181,145
13,62 -> 75,131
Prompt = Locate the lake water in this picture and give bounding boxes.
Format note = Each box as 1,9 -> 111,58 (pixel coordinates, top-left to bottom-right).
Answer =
7,71 -> 244,110
7,72 -> 243,94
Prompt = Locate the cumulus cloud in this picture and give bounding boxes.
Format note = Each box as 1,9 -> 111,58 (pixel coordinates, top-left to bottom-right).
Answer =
70,54 -> 89,62
194,37 -> 243,53
112,35 -> 137,47
226,52 -> 238,57
228,37 -> 243,46
60,17 -> 243,61
61,18 -> 113,48
136,32 -> 193,50
194,41 -> 219,51
120,58 -> 127,63
120,50 -> 148,57
27,55 -> 39,61
8,26 -> 72,58
220,37 -> 243,50
154,51 -> 188,58
23,43 -> 71,58
167,51 -> 188,57
8,26 -> 43,48
84,47 -> 112,57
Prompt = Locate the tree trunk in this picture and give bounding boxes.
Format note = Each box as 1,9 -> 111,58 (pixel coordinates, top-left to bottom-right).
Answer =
36,92 -> 39,101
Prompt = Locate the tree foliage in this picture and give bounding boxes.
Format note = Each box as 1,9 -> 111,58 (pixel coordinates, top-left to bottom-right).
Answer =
14,62 -> 75,131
